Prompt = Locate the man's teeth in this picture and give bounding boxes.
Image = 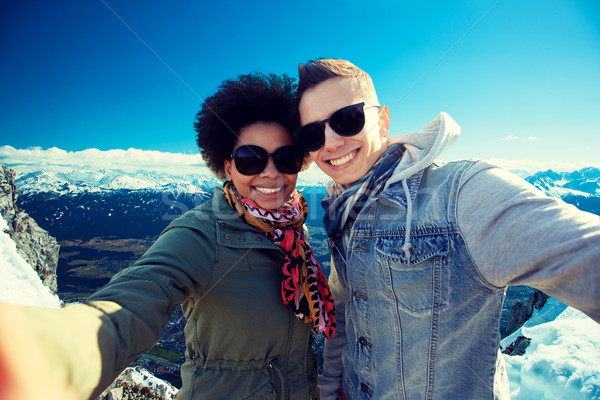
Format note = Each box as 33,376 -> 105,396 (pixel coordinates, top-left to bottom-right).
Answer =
329,151 -> 356,167
256,187 -> 282,194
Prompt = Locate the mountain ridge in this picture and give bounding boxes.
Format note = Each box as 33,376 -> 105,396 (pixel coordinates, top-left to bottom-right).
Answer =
0,163 -> 60,293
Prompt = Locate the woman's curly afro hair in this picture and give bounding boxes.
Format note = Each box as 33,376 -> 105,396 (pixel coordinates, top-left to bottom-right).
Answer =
194,72 -> 303,178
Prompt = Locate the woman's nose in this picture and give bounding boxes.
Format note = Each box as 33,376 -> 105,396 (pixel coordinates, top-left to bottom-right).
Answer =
260,156 -> 279,176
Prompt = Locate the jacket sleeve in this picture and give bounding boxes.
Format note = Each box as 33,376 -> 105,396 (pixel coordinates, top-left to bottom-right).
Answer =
0,214 -> 218,400
456,162 -> 600,322
84,219 -> 217,396
318,259 -> 349,400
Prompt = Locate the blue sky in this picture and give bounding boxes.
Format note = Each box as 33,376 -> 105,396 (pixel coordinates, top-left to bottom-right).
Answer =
1,0 -> 599,169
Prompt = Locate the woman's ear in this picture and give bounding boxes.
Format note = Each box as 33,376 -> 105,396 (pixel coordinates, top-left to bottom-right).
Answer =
224,159 -> 233,181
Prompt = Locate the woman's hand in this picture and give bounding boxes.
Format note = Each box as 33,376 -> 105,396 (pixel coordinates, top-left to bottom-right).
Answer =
0,302 -> 106,400
0,302 -> 80,400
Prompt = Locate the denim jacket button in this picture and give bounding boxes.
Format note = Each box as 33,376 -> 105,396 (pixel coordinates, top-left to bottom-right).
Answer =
239,236 -> 246,242
360,383 -> 372,394
359,337 -> 371,347
224,234 -> 231,240
353,291 -> 367,299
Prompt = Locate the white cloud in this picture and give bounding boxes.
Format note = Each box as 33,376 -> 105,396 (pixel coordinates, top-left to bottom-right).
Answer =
503,135 -> 518,141
527,136 -> 540,141
0,145 -> 212,176
2,146 -> 598,183
0,145 -> 333,183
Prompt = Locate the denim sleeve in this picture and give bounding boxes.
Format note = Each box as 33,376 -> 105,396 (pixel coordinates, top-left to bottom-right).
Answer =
456,162 -> 600,323
318,260 -> 349,400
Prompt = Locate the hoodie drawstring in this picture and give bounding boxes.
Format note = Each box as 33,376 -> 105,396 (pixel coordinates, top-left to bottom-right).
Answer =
401,179 -> 413,260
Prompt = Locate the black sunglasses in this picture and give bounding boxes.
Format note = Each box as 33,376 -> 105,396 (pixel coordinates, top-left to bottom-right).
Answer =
231,145 -> 304,176
294,102 -> 380,151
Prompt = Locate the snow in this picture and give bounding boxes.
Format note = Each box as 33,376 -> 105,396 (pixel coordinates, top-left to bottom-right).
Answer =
127,367 -> 178,398
11,167 -> 222,195
0,216 -> 61,308
542,186 -> 593,199
502,298 -> 600,399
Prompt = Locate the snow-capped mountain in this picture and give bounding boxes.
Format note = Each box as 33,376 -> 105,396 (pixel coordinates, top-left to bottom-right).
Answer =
11,165 -> 600,229
10,165 -> 330,243
12,162 -> 600,197
7,164 -> 600,266
15,168 -> 221,196
526,167 -> 600,196
525,167 -> 600,215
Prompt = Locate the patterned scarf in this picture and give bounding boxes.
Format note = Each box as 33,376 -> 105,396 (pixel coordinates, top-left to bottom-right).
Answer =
323,143 -> 405,248
223,181 -> 336,339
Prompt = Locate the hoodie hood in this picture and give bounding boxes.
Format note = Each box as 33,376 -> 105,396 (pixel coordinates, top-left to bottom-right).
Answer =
383,112 -> 460,190
383,112 -> 460,259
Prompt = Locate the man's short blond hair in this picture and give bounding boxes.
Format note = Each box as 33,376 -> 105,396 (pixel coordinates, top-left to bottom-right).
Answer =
297,58 -> 377,102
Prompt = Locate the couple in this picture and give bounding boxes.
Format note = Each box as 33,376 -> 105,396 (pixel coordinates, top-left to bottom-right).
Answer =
1,59 -> 599,400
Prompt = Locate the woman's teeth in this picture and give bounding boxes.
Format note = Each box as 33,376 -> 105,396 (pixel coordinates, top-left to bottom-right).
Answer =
329,150 -> 356,167
255,187 -> 282,194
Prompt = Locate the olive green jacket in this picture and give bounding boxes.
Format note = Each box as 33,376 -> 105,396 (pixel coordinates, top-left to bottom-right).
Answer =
85,188 -> 318,399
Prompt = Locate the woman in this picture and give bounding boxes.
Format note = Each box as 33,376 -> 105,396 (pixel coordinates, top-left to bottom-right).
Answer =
0,73 -> 334,400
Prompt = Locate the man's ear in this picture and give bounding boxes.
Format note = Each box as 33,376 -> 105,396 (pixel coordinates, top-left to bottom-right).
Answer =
224,159 -> 233,181
379,105 -> 391,138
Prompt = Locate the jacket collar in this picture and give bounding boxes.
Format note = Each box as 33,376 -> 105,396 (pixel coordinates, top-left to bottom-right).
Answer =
204,187 -> 254,231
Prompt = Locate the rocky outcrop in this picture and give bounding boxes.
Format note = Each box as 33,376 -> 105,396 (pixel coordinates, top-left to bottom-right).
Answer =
0,162 -> 59,293
98,367 -> 178,400
503,290 -> 549,339
502,335 -> 532,356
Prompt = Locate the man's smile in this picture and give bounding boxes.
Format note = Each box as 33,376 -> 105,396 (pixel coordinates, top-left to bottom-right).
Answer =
328,149 -> 359,167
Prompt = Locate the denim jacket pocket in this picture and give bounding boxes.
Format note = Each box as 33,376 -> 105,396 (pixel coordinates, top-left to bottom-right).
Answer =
376,233 -> 449,313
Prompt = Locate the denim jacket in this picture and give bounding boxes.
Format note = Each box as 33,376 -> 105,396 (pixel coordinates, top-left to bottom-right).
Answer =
319,114 -> 600,400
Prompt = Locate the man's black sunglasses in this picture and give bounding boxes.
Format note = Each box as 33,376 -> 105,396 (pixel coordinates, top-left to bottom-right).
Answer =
231,145 -> 304,176
294,102 -> 380,152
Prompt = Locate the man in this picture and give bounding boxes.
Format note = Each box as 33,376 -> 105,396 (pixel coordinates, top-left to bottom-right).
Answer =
294,58 -> 600,399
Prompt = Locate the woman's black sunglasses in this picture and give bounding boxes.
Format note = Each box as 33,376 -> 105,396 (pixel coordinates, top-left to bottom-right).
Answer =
293,102 -> 380,152
231,145 -> 304,176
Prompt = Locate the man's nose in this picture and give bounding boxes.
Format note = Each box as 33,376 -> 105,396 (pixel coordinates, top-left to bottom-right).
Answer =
322,124 -> 345,151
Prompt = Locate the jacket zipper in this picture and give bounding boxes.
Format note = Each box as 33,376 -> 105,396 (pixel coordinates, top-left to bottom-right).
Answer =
281,312 -> 293,400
